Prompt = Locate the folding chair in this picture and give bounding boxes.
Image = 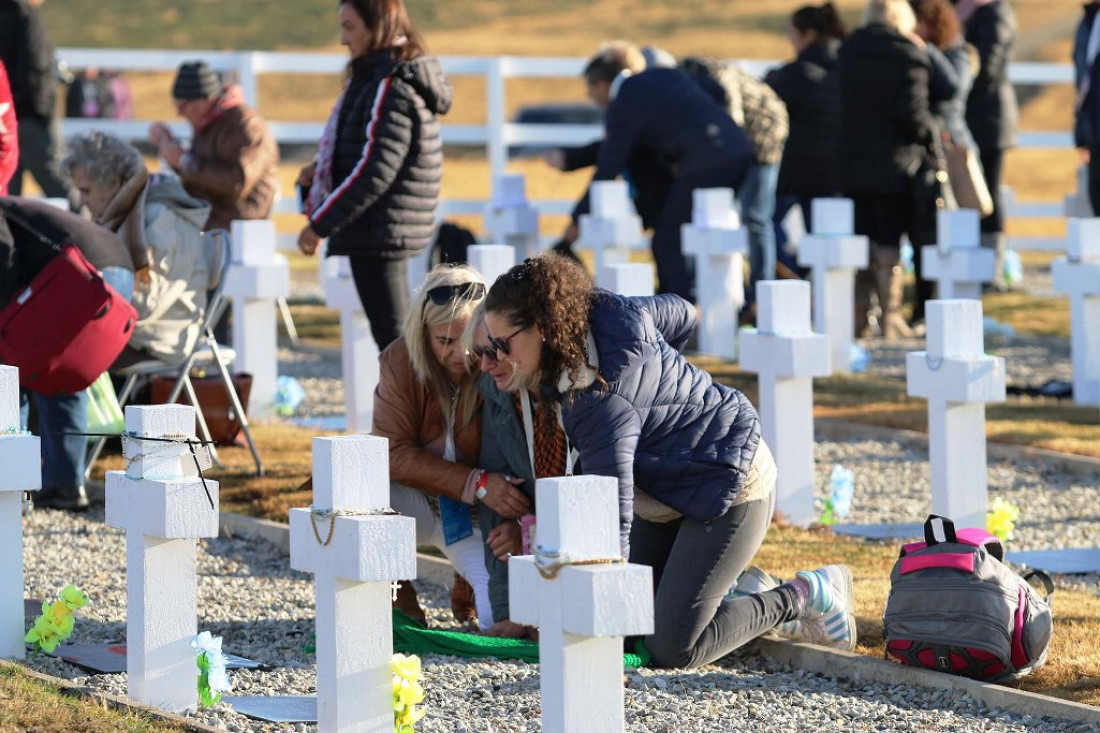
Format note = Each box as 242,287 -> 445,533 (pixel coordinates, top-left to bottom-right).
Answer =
85,229 -> 265,479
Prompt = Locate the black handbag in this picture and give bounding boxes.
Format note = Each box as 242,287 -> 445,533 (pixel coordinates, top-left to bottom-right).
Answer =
911,122 -> 957,240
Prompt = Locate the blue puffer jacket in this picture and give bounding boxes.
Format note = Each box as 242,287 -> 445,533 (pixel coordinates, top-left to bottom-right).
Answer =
558,292 -> 761,555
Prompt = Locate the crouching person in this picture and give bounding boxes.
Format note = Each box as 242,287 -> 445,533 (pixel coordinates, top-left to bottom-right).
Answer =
373,264 -> 529,630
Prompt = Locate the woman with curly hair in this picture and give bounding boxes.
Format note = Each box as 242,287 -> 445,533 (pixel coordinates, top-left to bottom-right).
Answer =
473,254 -> 857,667
372,264 -> 529,630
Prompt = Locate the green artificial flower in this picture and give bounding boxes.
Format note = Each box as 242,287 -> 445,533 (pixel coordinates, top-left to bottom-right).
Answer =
987,497 -> 1020,543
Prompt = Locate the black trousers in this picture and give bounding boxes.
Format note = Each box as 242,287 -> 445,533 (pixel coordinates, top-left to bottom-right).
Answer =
1088,146 -> 1100,216
977,147 -> 1006,234
349,255 -> 409,350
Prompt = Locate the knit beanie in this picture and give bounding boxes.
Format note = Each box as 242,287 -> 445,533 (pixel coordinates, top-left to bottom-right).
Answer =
171,61 -> 221,100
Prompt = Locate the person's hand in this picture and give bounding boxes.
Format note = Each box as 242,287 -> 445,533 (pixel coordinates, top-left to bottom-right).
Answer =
1080,147 -> 1091,165
487,520 -> 523,562
484,619 -> 536,640
134,266 -> 151,290
479,473 -> 529,518
298,224 -> 322,256
296,161 -> 317,187
148,122 -> 172,146
543,149 -> 566,171
562,221 -> 579,244
158,140 -> 185,169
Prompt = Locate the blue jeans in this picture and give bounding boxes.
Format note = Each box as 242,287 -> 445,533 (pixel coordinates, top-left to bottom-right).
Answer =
740,163 -> 779,307
100,266 -> 135,303
20,389 -> 88,491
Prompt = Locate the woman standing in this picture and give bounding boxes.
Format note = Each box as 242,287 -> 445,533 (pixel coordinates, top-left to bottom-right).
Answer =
373,265 -> 528,630
477,255 -> 856,668
954,0 -> 1017,290
297,0 -> 452,349
839,0 -> 936,339
766,2 -> 846,261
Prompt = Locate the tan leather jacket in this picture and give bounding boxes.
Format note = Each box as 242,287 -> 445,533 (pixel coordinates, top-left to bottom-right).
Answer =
177,102 -> 279,230
372,338 -> 481,501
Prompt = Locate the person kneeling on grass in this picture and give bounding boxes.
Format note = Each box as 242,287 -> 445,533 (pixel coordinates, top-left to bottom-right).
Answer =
474,253 -> 857,667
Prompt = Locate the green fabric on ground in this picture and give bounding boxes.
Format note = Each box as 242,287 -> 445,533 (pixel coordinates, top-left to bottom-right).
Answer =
391,610 -> 651,670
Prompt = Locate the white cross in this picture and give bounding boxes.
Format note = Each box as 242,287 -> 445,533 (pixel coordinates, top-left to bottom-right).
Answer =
485,174 -> 541,260
222,219 -> 290,420
578,181 -> 645,286
510,475 -> 653,733
321,252 -> 380,433
681,188 -> 748,360
104,405 -> 219,712
921,210 -> 996,300
289,436 -> 416,733
796,198 -> 869,374
1052,219 -> 1100,406
907,300 -> 1006,529
468,244 -> 517,286
599,263 -> 655,297
0,366 -> 39,660
739,281 -> 830,527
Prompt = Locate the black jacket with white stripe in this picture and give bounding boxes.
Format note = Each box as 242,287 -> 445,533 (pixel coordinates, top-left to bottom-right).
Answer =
309,49 -> 452,260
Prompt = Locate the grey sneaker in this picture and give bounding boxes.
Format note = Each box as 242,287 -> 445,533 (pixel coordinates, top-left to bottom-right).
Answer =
727,567 -> 809,641
794,564 -> 857,651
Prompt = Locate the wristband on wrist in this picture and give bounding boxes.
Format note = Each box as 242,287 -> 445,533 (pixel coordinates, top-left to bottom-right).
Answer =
475,469 -> 489,502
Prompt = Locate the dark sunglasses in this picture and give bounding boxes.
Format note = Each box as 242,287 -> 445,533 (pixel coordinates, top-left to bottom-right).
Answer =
425,281 -> 486,306
475,325 -> 527,362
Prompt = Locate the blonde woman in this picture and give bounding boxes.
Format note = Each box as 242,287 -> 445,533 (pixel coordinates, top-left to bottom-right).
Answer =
373,264 -> 529,630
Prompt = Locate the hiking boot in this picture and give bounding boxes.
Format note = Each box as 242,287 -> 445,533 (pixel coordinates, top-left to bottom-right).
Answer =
794,564 -> 857,651
450,572 -> 477,624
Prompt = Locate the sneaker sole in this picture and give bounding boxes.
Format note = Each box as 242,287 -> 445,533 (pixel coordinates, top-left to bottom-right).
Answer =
825,565 -> 857,652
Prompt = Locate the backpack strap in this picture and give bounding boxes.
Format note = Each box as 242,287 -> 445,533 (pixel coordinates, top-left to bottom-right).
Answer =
923,515 -> 957,546
1022,570 -> 1055,605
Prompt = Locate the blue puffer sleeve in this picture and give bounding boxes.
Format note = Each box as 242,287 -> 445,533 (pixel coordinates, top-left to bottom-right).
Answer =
630,293 -> 696,351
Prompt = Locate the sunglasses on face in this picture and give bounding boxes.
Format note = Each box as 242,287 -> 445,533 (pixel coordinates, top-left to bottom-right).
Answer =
425,281 -> 486,306
478,325 -> 527,362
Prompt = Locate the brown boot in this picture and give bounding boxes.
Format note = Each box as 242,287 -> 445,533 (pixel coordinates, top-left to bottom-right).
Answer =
393,580 -> 427,627
450,573 -> 477,624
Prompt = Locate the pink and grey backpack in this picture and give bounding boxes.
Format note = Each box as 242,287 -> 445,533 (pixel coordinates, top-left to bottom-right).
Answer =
883,515 -> 1054,682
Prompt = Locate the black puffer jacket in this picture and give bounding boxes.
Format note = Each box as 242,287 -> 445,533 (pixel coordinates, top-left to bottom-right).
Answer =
962,0 -> 1018,151
309,49 -> 453,259
838,23 -> 935,196
560,292 -> 761,555
765,40 -> 842,197
0,0 -> 56,122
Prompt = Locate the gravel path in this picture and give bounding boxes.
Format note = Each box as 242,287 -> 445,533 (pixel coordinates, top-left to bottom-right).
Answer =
20,432 -> 1100,732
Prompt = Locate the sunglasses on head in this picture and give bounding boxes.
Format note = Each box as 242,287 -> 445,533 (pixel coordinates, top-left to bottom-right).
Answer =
474,324 -> 528,362
425,281 -> 486,306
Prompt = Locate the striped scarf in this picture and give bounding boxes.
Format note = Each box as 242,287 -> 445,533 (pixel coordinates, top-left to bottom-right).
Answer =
515,392 -> 567,479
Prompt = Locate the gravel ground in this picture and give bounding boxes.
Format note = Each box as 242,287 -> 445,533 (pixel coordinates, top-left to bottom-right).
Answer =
20,431 -> 1100,732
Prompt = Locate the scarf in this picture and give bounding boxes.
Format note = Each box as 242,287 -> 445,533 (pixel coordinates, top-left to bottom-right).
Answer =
305,40 -> 409,218
305,86 -> 347,218
194,84 -> 245,133
96,167 -> 150,272
954,0 -> 996,23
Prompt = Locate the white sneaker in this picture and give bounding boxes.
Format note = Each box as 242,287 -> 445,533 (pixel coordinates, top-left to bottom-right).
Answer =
793,564 -> 857,651
727,567 -> 805,641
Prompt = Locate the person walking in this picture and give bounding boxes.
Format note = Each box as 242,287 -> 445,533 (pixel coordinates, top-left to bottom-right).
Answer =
1074,1 -> 1100,215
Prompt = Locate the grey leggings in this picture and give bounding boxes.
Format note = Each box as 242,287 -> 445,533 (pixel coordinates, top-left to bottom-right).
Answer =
630,473 -> 798,668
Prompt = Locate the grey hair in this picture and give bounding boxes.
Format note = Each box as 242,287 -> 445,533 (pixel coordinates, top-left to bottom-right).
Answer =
61,131 -> 145,187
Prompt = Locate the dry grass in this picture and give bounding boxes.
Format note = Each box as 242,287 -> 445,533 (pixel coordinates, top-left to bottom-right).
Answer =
0,663 -> 186,732
86,425 -> 1100,706
753,526 -> 1100,706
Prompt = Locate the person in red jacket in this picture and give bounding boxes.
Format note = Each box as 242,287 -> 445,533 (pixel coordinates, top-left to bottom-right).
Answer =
0,61 -> 17,196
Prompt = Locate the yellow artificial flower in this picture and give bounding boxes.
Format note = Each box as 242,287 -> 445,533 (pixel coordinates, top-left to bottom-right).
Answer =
391,653 -> 425,732
60,585 -> 88,610
987,497 -> 1020,542
24,586 -> 88,654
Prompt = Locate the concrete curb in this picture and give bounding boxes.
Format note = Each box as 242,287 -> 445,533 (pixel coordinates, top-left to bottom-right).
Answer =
815,417 -> 1100,477
755,639 -> 1100,726
215,509 -> 1099,726
1,660 -> 223,733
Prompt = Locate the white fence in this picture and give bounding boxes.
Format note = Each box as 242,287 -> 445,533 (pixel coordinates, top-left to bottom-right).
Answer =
57,49 -> 1076,237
